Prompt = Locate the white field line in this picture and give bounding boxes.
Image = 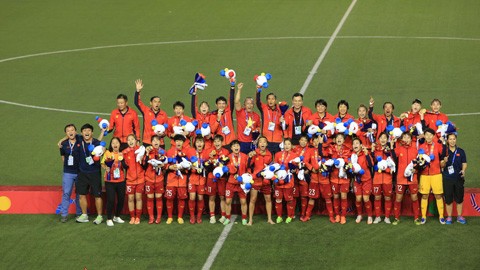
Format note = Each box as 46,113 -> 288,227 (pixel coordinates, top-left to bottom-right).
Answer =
201,215 -> 237,270
299,0 -> 358,95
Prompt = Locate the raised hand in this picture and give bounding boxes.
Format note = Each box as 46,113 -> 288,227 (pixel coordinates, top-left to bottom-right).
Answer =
135,79 -> 143,92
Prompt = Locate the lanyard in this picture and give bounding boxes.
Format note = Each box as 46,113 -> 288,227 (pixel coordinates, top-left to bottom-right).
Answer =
280,151 -> 291,165
219,113 -> 227,127
69,141 -> 75,155
81,141 -> 89,157
450,149 -> 458,165
231,153 -> 241,168
267,108 -> 277,123
293,110 -> 303,126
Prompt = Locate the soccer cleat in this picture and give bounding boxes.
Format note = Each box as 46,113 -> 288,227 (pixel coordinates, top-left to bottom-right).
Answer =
300,216 -> 310,222
106,220 -> 114,227
155,216 -> 161,224
340,216 -> 346,224
276,216 -> 283,224
285,217 -> 293,224
178,218 -> 184,224
445,217 -> 452,225
335,215 -> 340,223
242,219 -> 248,225
219,216 -> 226,223
392,218 -> 400,225
166,218 -> 173,224
148,216 -> 155,224
76,214 -> 89,223
457,216 -> 466,224
414,218 -> 422,225
355,215 -> 362,224
134,217 -> 140,225
367,216 -> 373,225
373,217 -> 382,224
223,218 -> 230,226
60,216 -> 68,223
113,216 -> 125,223
439,217 -> 446,225
209,216 -> 216,224
190,217 -> 196,224
93,215 -> 103,225
384,217 -> 391,224
329,216 -> 336,223
129,217 -> 135,224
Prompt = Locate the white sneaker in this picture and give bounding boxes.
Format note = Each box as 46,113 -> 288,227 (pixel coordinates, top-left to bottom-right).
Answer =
106,219 -> 114,227
113,216 -> 125,223
384,217 -> 391,224
355,215 -> 362,224
209,216 -> 216,224
373,217 -> 382,224
76,214 -> 89,223
367,216 -> 373,225
219,216 -> 226,223
93,215 -> 103,225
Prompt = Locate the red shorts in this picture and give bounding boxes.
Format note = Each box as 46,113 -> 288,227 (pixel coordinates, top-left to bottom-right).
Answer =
396,184 -> 418,195
308,182 -> 321,199
206,178 -> 226,196
293,183 -> 299,198
353,181 -> 372,196
145,181 -> 164,195
274,187 -> 294,201
252,184 -> 272,195
126,183 -> 144,195
165,186 -> 188,200
298,182 -> 309,197
372,184 -> 393,197
225,183 -> 247,199
331,183 -> 349,194
188,183 -> 206,195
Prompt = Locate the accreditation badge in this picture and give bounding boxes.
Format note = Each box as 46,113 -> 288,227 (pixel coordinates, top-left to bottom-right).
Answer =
294,125 -> 302,135
243,127 -> 252,136
447,166 -> 454,175
222,126 -> 231,135
268,122 -> 275,131
113,168 -> 121,179
67,155 -> 74,166
86,156 -> 94,165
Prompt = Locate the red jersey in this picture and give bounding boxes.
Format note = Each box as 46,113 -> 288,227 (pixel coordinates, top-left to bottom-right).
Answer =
226,152 -> 249,184
191,95 -> 219,150
205,146 -> 231,180
418,140 -> 443,175
394,142 -> 418,185
352,151 -> 371,182
186,147 -> 209,186
101,151 -> 125,183
293,145 -> 311,186
355,117 -> 374,149
372,146 -> 394,185
134,92 -> 169,145
167,115 -> 194,141
250,149 -> 273,185
164,147 -> 189,187
327,144 -> 352,185
235,108 -> 261,143
304,146 -> 329,184
424,111 -> 448,130
368,107 -> 401,140
274,150 -> 298,189
333,113 -> 355,147
210,86 -> 236,145
283,106 -> 312,140
122,146 -> 145,185
109,107 -> 140,143
144,148 -> 166,183
255,92 -> 283,143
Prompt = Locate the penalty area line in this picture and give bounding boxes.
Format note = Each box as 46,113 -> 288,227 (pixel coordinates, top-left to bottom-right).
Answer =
202,215 -> 238,270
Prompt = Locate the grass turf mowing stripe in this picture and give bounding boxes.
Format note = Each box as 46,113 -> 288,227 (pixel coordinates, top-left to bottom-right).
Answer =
299,0 -> 358,95
202,215 -> 238,270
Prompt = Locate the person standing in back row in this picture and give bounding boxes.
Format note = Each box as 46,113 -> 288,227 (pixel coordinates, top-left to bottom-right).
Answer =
109,94 -> 140,150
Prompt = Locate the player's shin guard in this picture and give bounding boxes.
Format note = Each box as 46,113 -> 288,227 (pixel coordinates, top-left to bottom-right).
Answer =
286,200 -> 295,218
374,200 -> 382,217
197,199 -> 204,219
333,197 -> 340,215
436,198 -> 444,218
394,201 -> 401,219
166,199 -> 174,218
178,199 -> 185,218
341,198 -> 348,217
412,199 -> 420,219
147,198 -> 154,218
355,201 -> 363,216
421,197 -> 428,218
189,199 -> 196,218
301,197 -> 308,217
135,209 -> 142,219
129,210 -> 135,218
275,201 -> 283,217
365,200 -> 372,217
325,199 -> 334,217
385,199 -> 392,217
305,202 -> 314,219
156,198 -> 163,217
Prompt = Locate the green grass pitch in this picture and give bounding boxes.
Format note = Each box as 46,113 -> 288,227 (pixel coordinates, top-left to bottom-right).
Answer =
0,0 -> 479,269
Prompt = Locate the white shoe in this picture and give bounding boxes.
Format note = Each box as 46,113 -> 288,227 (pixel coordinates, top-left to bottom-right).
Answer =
384,217 -> 391,224
367,216 -> 373,225
219,216 -> 226,223
106,220 -> 114,227
113,216 -> 125,223
373,217 -> 382,224
209,216 -> 216,224
355,215 -> 362,224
